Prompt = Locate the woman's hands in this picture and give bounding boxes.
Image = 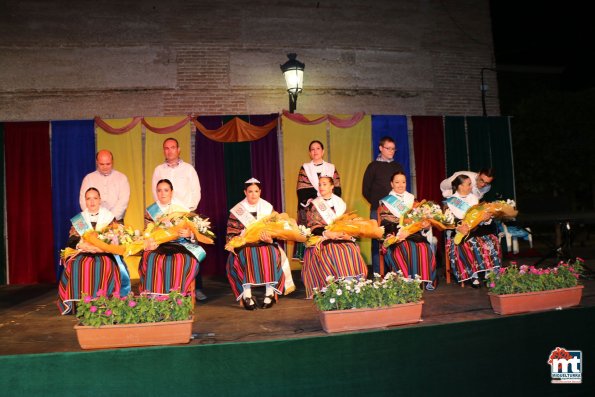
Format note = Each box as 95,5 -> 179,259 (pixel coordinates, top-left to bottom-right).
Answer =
77,241 -> 103,253
144,238 -> 158,251
178,227 -> 191,239
456,223 -> 470,234
323,230 -> 350,240
259,231 -> 273,244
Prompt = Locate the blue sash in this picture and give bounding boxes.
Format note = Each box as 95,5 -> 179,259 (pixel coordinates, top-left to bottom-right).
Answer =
175,238 -> 206,262
70,213 -> 91,236
147,202 -> 163,222
114,256 -> 131,296
445,196 -> 471,214
380,194 -> 409,217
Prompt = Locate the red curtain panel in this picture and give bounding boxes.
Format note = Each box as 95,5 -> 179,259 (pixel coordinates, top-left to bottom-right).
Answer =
411,116 -> 446,204
4,122 -> 55,283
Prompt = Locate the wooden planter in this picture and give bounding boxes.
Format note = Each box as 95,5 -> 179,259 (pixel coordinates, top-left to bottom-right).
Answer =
74,318 -> 194,350
319,301 -> 423,333
488,286 -> 583,315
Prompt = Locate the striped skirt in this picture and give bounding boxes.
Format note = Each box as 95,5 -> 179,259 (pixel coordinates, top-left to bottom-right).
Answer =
445,232 -> 502,283
57,253 -> 122,314
139,248 -> 199,296
385,239 -> 436,284
302,240 -> 368,298
226,243 -> 285,299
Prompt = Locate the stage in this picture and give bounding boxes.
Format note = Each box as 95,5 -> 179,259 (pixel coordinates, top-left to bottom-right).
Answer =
1,258 -> 594,396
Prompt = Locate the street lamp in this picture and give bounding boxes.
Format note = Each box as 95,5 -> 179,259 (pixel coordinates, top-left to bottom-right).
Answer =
280,53 -> 305,113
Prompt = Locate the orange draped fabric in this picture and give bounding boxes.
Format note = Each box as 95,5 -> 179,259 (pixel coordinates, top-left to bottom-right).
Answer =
94,116 -> 142,134
281,110 -> 365,128
95,116 -> 193,135
192,117 -> 278,142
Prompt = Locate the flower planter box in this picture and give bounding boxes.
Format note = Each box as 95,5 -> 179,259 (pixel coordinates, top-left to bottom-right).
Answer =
74,318 -> 194,350
319,301 -> 423,333
488,286 -> 583,315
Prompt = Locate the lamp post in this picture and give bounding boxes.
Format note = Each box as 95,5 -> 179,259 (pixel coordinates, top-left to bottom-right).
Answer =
280,53 -> 305,113
481,67 -> 497,116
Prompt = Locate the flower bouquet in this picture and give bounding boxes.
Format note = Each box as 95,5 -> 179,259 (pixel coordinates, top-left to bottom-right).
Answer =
61,223 -> 143,260
453,199 -> 518,244
313,272 -> 424,332
225,212 -> 308,252
383,201 -> 454,248
306,212 -> 384,248
486,259 -> 584,315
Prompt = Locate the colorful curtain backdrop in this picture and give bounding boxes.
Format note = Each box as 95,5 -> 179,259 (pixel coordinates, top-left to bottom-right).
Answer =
4,122 -> 55,283
371,116 -> 411,182
97,119 -> 144,279
50,120 -> 96,280
329,115 -> 373,262
466,116 -> 515,201
444,116 -> 468,176
0,124 -> 5,284
195,114 -> 282,276
281,115 -> 329,268
411,116 -> 446,204
143,116 -> 192,208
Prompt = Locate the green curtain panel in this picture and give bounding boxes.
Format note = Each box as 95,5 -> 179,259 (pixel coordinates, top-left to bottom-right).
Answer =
0,123 -> 5,285
223,116 -> 252,210
444,116 -> 468,176
467,116 -> 515,200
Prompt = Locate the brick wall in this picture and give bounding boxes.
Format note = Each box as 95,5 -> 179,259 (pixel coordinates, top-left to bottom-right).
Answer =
0,0 -> 500,121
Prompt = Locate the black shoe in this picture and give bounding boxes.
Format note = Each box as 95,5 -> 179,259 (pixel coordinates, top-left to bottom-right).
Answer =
242,296 -> 257,310
262,295 -> 276,309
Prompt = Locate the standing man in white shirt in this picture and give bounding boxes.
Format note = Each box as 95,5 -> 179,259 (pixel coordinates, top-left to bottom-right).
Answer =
151,138 -> 201,210
151,137 -> 207,300
79,150 -> 130,222
440,168 -> 495,199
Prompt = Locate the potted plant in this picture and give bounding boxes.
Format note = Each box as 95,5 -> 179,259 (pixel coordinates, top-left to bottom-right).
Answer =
313,272 -> 424,333
486,259 -> 584,315
74,290 -> 194,349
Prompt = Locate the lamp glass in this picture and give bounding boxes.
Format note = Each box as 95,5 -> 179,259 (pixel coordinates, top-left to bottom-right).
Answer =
283,69 -> 304,94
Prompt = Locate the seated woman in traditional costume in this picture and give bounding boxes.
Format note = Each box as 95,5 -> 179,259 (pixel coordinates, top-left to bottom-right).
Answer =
302,176 -> 368,298
139,179 -> 205,297
226,178 -> 285,310
444,174 -> 501,288
294,140 -> 342,261
58,187 -> 130,314
379,171 -> 437,290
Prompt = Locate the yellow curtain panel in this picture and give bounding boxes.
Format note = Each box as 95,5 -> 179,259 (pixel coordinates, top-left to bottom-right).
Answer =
281,115 -> 327,269
329,115 -> 373,264
97,118 -> 143,278
143,116 -> 192,209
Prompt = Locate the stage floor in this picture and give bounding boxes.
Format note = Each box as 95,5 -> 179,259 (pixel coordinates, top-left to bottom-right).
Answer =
1,258 -> 594,356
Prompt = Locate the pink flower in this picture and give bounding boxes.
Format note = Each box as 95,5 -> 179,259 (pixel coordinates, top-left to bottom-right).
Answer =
96,289 -> 106,297
83,296 -> 93,303
176,299 -> 183,305
499,268 -> 507,274
90,306 -> 97,313
105,309 -> 112,316
490,282 -> 496,288
544,269 -> 550,274
112,292 -> 120,299
128,300 -> 137,307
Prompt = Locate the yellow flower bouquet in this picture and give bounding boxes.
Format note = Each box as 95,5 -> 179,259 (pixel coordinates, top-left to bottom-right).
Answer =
383,201 -> 454,248
454,199 -> 518,244
225,212 -> 308,252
